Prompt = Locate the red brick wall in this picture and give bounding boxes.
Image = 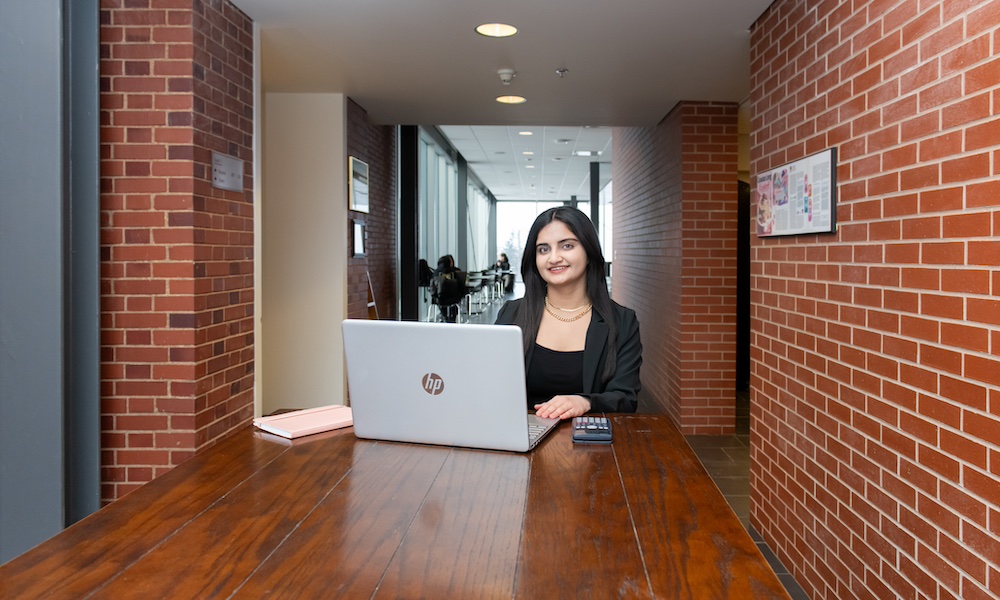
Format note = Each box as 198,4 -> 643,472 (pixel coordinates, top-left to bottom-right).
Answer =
613,102 -> 740,433
100,0 -> 254,501
749,1 -> 1000,598
346,99 -> 397,320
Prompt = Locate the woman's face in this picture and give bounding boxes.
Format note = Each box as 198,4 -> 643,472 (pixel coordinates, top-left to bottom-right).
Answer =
534,220 -> 588,289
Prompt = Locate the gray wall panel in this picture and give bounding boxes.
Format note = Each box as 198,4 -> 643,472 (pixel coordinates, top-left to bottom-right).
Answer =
0,0 -> 67,563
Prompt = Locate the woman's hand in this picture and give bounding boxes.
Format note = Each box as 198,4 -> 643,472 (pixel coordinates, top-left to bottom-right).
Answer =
534,395 -> 591,420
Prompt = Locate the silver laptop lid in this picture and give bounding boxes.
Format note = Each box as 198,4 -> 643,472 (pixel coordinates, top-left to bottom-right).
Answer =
342,319 -> 543,452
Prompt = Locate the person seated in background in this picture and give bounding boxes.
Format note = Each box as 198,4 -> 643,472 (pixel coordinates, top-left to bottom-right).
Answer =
495,207 -> 642,419
418,258 -> 434,287
430,255 -> 466,323
495,252 -> 514,294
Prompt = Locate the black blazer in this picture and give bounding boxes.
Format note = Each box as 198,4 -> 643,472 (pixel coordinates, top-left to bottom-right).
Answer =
495,298 -> 642,413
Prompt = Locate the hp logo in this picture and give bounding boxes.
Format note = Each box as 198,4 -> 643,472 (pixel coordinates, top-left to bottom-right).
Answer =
421,373 -> 445,395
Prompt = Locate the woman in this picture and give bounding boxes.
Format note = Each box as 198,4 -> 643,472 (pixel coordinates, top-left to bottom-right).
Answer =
495,207 -> 642,419
495,252 -> 514,294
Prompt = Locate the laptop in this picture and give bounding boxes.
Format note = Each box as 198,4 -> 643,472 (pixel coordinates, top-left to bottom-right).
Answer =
341,319 -> 559,452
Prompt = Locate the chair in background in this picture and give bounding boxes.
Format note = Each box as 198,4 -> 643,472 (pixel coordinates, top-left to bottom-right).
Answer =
427,299 -> 464,323
464,270 -> 486,315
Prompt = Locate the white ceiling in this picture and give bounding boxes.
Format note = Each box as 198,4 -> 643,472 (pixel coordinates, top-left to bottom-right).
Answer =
439,125 -> 614,203
230,0 -> 771,200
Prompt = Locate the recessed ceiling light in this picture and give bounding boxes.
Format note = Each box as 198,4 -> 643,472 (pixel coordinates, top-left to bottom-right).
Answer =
476,23 -> 518,38
522,151 -> 534,155
525,165 -> 535,169
573,150 -> 602,157
496,95 -> 526,104
518,131 -> 533,136
555,139 -> 572,144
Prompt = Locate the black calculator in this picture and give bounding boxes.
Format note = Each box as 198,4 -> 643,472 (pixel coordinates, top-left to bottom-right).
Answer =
572,416 -> 612,444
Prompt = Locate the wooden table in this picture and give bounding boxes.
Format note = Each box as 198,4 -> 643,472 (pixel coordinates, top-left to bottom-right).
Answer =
0,415 -> 789,599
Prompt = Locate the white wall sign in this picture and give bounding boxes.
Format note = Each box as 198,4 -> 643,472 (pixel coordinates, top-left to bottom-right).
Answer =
212,151 -> 244,192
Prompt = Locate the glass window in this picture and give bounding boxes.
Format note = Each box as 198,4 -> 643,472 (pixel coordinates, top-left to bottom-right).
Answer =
466,183 -> 490,271
418,129 -> 501,320
418,134 -> 458,272
598,180 -> 613,264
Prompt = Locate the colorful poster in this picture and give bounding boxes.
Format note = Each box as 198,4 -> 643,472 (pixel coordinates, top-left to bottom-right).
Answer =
756,148 -> 837,237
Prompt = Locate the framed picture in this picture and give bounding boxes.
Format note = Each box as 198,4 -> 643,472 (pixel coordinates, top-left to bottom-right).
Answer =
352,219 -> 366,257
349,156 -> 369,213
756,148 -> 837,237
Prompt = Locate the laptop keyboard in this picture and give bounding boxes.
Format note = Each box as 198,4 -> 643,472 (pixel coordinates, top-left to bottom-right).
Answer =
528,423 -> 548,442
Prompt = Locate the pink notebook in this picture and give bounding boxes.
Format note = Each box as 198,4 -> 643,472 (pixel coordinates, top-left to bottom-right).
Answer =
253,404 -> 353,439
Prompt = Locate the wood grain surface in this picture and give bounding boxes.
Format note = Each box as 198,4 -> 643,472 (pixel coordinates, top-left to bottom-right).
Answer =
0,416 -> 790,599
0,431 -> 286,599
516,433 -> 652,599
613,415 -> 789,599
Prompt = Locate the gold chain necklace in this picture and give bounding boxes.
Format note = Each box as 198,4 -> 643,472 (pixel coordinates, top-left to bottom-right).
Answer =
545,296 -> 590,312
544,302 -> 592,322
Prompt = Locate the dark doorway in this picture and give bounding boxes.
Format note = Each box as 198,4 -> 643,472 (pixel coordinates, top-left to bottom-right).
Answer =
737,180 -> 751,392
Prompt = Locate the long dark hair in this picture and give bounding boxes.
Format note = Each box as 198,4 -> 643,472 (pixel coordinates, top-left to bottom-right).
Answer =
513,206 -> 618,382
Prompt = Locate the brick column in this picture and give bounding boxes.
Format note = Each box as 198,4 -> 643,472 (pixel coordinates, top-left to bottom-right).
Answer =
613,102 -> 740,433
100,0 -> 253,501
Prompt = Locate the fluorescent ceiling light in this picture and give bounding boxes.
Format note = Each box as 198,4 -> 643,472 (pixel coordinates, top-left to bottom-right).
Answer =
518,131 -> 533,136
476,23 -> 517,37
573,150 -> 602,157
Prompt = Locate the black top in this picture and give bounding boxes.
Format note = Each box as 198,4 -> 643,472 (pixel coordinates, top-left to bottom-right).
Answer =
495,298 -> 642,413
526,343 -> 585,408
430,269 -> 466,306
